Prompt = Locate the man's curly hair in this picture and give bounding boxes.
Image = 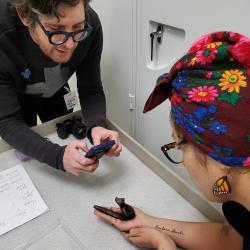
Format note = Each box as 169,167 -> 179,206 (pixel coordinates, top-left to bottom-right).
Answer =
8,0 -> 91,25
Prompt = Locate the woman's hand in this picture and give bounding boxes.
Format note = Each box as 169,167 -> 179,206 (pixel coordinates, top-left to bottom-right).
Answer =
123,227 -> 176,250
94,206 -> 177,249
94,206 -> 155,232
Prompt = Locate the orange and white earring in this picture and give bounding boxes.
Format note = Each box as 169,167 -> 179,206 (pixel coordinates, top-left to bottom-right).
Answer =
213,175 -> 231,196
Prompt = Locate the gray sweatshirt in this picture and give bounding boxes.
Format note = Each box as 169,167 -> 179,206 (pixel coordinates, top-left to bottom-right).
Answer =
0,1 -> 107,170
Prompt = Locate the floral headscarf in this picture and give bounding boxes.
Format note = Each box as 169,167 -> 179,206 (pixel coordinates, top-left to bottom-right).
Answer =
144,31 -> 250,168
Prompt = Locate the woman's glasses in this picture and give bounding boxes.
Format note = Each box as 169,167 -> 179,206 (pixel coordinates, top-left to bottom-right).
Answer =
161,140 -> 186,164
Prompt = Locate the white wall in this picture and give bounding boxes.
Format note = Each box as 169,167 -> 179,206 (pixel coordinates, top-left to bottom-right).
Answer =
87,0 -> 250,187
90,0 -> 136,136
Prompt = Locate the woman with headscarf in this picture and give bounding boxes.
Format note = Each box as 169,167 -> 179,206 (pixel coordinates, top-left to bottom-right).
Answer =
94,31 -> 250,250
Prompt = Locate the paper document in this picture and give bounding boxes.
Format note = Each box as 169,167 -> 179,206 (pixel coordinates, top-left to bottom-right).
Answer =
0,164 -> 48,235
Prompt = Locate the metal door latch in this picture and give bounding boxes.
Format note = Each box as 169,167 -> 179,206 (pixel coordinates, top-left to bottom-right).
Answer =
150,24 -> 164,61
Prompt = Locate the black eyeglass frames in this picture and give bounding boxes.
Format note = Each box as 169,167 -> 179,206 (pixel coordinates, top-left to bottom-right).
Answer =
35,16 -> 93,45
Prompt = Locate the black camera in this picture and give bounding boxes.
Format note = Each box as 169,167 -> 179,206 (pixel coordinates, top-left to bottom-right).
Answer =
56,115 -> 86,139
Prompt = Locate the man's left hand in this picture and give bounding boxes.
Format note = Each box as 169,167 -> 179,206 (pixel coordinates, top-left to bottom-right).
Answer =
91,126 -> 122,157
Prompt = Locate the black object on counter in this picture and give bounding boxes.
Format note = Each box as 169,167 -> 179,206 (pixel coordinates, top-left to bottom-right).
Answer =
94,197 -> 136,221
56,115 -> 86,139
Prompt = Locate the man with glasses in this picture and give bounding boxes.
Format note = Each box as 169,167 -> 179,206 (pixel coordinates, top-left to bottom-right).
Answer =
0,0 -> 122,176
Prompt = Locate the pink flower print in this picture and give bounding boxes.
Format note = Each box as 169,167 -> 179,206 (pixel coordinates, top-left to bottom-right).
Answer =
188,34 -> 214,52
229,32 -> 245,43
188,86 -> 219,103
229,40 -> 250,67
196,48 -> 218,65
174,61 -> 184,70
205,71 -> 213,79
170,93 -> 182,105
243,157 -> 250,167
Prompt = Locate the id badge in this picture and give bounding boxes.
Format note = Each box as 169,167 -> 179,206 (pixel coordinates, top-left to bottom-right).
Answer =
64,91 -> 78,110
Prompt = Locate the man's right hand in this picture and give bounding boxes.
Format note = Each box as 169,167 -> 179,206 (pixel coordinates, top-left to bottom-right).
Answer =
63,140 -> 99,176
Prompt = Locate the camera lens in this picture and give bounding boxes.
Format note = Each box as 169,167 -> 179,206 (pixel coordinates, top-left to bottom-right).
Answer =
56,123 -> 69,139
72,122 -> 86,139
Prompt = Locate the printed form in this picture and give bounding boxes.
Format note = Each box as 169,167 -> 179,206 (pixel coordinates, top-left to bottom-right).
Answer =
0,164 -> 48,235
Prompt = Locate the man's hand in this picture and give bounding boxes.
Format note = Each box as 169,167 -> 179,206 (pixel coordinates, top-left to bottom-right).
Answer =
63,140 -> 99,176
91,127 -> 122,157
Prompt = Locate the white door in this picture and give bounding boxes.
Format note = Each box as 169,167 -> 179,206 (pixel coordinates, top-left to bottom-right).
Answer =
90,0 -> 136,136
135,0 -> 250,182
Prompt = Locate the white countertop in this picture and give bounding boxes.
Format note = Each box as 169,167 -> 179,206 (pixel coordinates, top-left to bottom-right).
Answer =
0,131 -> 208,250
